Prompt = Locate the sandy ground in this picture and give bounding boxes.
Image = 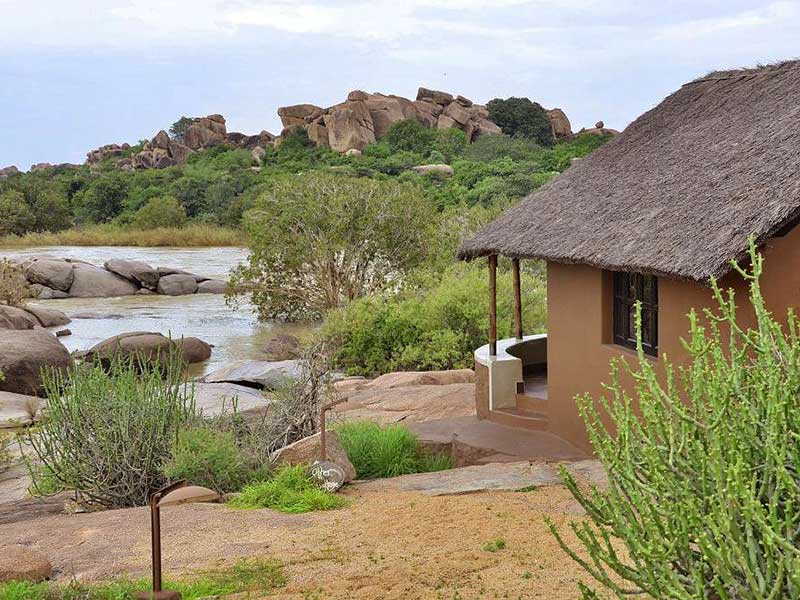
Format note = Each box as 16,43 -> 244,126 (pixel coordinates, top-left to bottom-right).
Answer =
2,482 -> 598,599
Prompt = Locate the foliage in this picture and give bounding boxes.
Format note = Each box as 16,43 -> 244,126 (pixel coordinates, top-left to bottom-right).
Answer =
0,190 -> 36,235
0,258 -> 31,306
482,538 -> 507,553
163,426 -> 255,494
27,356 -> 197,508
322,261 -> 546,376
385,119 -> 437,154
169,116 -> 194,141
240,343 -> 335,468
230,173 -> 436,320
0,558 -> 286,600
336,421 -> 452,479
0,431 -> 12,475
228,465 -> 349,513
130,195 -> 187,229
550,242 -> 800,599
487,97 -> 554,146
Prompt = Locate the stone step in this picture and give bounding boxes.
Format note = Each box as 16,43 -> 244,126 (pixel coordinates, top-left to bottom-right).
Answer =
515,394 -> 549,413
487,407 -> 549,431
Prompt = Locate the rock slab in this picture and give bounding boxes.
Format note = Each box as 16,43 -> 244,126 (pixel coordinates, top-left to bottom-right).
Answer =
0,545 -> 53,583
273,431 -> 356,483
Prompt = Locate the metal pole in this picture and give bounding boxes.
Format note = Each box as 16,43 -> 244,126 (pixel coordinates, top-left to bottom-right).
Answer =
151,495 -> 162,593
319,398 -> 347,461
512,258 -> 522,340
489,255 -> 497,357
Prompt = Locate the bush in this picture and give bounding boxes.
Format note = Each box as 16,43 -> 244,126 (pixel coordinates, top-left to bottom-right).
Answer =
487,97 -> 554,147
0,190 -> 36,235
27,356 -> 197,508
231,173 -> 436,320
322,262 -> 546,376
228,465 -> 348,513
164,427 -> 256,494
0,431 -> 12,475
336,422 -> 452,479
131,195 -> 187,229
0,258 -> 31,306
550,242 -> 800,598
385,119 -> 437,155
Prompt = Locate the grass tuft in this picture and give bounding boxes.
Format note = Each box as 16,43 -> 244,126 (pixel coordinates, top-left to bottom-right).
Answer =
482,538 -> 507,553
228,465 -> 349,513
0,558 -> 285,599
336,421 -> 453,479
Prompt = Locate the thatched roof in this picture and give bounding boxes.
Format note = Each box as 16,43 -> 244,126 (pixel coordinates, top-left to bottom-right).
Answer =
458,61 -> 800,282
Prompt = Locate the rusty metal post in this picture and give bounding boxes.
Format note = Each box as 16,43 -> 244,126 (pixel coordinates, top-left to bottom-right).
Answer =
489,255 -> 497,357
151,495 -> 162,593
319,397 -> 347,461
512,258 -> 523,340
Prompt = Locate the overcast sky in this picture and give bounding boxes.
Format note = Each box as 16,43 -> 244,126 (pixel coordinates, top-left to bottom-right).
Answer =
1,0 -> 798,169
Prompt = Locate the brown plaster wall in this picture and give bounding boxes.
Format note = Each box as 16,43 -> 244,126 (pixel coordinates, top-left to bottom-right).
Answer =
474,360 -> 490,419
546,226 -> 800,453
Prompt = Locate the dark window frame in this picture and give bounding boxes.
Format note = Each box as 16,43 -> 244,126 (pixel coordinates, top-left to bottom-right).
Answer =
612,272 -> 658,357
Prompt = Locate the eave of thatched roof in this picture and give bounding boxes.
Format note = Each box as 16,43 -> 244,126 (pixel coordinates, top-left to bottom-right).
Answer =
458,61 -> 800,283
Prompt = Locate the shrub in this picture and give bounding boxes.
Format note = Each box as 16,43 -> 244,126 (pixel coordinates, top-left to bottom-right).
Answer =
385,119 -> 437,155
336,421 -> 452,479
228,465 -> 348,513
487,97 -> 554,146
0,258 -> 31,306
131,195 -> 187,229
0,431 -> 13,475
231,173 -> 436,320
463,134 -> 545,162
550,242 -> 800,598
322,262 -> 546,376
0,190 -> 36,235
27,356 -> 197,508
164,427 -> 255,494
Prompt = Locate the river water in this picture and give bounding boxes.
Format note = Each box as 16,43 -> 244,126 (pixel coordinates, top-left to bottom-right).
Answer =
0,246 -> 307,375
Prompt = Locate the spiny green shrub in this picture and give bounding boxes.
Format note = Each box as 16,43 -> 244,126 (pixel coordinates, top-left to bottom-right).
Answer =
27,356 -> 197,508
163,426 -> 258,494
336,421 -> 452,479
0,431 -> 13,474
228,465 -> 348,513
486,97 -> 554,146
550,242 -> 800,599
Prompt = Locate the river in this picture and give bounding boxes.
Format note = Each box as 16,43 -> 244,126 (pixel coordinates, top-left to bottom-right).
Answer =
0,246 -> 307,375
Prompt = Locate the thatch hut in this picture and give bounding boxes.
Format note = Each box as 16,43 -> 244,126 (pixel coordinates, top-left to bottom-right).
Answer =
457,61 -> 800,450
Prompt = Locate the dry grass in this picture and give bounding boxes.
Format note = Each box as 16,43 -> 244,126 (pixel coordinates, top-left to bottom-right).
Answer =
0,224 -> 244,247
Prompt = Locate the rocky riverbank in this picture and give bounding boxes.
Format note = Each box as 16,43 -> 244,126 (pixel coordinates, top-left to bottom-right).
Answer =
14,256 -> 227,299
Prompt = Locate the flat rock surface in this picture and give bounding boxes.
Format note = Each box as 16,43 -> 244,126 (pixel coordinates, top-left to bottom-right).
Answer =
334,383 -> 475,424
356,461 -> 563,496
0,391 -> 44,428
193,382 -> 272,418
201,360 -> 304,390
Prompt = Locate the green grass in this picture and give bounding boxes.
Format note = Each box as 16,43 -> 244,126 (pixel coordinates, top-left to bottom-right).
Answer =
228,465 -> 349,513
336,421 -> 453,479
481,538 -> 507,553
0,223 -> 244,247
0,558 -> 285,599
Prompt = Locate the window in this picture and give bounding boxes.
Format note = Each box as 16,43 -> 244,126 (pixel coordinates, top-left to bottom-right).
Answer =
613,272 -> 658,356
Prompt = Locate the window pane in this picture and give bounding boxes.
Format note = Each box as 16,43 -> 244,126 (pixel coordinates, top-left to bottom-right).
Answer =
643,276 -> 654,304
641,309 -> 652,345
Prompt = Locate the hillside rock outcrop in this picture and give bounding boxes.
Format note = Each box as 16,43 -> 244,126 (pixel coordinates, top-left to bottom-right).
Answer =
0,165 -> 20,178
278,87 -> 505,153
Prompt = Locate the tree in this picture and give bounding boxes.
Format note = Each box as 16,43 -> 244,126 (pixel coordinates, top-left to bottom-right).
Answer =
169,116 -> 193,141
550,241 -> 800,598
230,173 -> 436,321
385,119 -> 436,155
131,195 -> 187,229
0,190 -> 36,235
486,97 -> 554,146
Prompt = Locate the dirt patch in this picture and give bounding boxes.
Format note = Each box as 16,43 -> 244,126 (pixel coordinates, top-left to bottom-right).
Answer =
1,481 -> 598,599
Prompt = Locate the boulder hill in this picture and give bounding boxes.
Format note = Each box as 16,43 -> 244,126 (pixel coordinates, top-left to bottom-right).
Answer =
1,87 -> 617,175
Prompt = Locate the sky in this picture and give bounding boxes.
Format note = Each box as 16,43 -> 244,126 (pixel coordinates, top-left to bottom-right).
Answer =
1,0 -> 798,169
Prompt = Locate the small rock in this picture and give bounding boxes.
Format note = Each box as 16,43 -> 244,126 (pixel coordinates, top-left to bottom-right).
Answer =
201,360 -> 304,390
196,280 -> 226,294
411,164 -> 453,177
344,148 -> 362,157
55,329 -> 71,337
310,460 -> 346,492
157,274 -> 198,296
595,120 -> 604,129
273,431 -> 356,483
263,334 -> 301,360
0,545 -> 53,583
